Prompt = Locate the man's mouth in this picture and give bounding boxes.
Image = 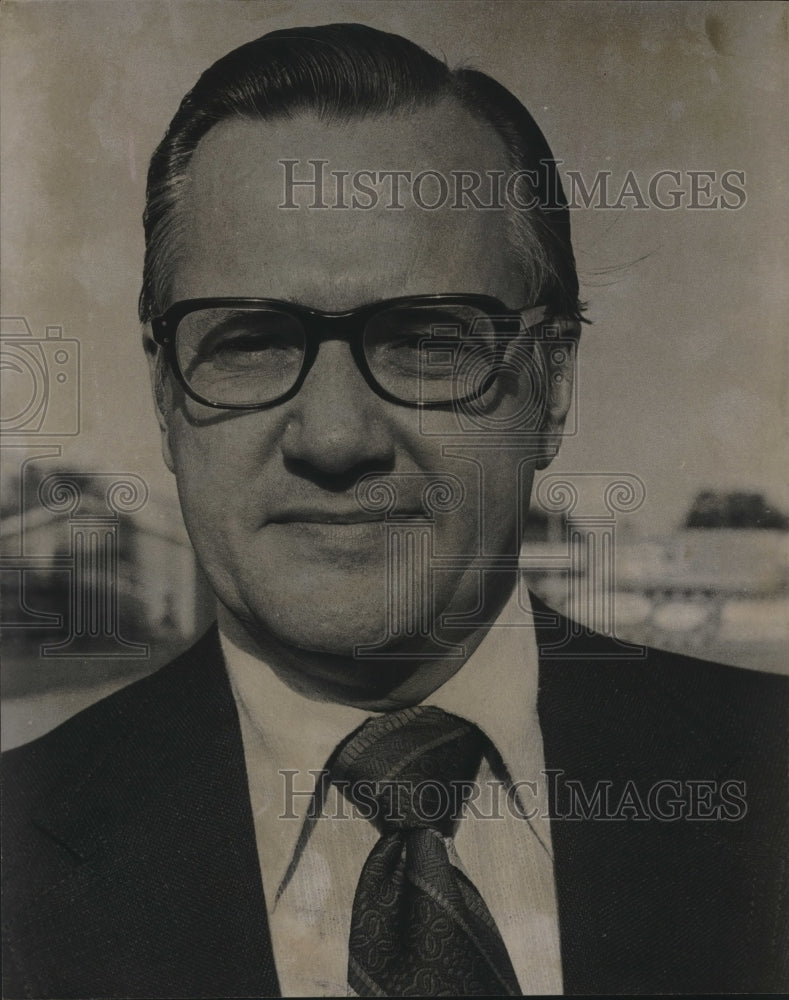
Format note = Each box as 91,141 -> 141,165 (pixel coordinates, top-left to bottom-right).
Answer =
272,511 -> 385,525
269,505 -> 423,525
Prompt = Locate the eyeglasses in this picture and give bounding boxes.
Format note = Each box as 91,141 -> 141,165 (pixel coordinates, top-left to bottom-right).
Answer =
150,294 -> 547,410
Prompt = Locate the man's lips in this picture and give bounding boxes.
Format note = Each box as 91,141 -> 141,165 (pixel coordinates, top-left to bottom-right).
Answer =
267,506 -> 422,525
263,513 -> 395,551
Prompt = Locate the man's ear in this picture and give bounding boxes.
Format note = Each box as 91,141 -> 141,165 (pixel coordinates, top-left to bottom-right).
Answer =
535,317 -> 581,471
143,330 -> 175,473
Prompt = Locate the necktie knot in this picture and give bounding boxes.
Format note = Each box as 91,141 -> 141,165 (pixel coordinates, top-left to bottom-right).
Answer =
331,705 -> 486,833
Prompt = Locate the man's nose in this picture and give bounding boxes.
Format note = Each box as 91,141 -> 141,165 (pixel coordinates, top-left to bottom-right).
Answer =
279,339 -> 396,476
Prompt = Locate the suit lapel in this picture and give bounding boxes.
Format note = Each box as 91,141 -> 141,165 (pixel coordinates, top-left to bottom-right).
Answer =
533,598 -> 766,994
536,627 -> 664,995
26,628 -> 281,998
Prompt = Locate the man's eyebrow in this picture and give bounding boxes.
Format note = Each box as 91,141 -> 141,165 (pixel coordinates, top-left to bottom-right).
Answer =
200,308 -> 275,325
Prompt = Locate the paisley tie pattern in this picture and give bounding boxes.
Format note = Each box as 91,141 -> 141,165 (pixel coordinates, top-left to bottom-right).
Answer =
331,706 -> 521,997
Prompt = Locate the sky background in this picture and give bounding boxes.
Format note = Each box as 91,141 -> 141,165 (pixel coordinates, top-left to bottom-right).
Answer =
2,0 -> 787,539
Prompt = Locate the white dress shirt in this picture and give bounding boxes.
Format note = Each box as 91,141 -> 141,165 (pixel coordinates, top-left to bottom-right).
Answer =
220,590 -> 563,996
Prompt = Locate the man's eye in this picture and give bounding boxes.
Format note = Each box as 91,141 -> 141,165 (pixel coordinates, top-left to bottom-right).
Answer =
192,325 -> 304,376
385,330 -> 428,349
204,323 -> 304,360
213,332 -> 280,354
372,311 -> 468,345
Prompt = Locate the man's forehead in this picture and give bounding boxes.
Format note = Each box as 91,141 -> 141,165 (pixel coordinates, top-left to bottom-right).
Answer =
187,98 -> 512,200
170,101 -> 524,308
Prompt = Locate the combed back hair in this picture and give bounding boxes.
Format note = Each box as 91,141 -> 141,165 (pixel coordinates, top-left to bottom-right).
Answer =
139,22 -> 583,323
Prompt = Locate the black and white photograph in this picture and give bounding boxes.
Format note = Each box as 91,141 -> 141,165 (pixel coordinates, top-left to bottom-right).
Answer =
1,1 -> 787,995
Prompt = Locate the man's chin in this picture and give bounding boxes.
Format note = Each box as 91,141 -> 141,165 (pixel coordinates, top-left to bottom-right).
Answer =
262,607 -> 417,659
218,538 -> 476,662
235,574 -> 403,658
237,583 -> 450,662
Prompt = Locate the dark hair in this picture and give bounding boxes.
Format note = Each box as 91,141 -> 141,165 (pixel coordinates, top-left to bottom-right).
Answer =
139,22 -> 582,323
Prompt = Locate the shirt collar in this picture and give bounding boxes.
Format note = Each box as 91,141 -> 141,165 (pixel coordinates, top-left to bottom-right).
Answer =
220,585 -> 541,893
422,586 -> 542,782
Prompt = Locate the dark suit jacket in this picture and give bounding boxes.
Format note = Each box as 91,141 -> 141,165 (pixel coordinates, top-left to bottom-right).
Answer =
3,603 -> 787,996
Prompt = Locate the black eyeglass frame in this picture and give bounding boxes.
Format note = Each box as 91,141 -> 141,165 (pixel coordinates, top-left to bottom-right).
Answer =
150,294 -> 546,410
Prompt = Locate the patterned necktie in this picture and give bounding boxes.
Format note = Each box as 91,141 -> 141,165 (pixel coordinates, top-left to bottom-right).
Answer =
331,705 -> 521,997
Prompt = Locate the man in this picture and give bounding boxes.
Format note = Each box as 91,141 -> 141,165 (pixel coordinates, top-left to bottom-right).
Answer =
2,23 -> 786,998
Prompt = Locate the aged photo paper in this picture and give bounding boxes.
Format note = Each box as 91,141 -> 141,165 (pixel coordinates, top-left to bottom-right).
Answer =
2,2 -> 787,996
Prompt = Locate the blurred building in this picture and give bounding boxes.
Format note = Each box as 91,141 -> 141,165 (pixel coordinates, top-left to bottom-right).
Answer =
1,465 -> 214,700
526,489 -> 788,673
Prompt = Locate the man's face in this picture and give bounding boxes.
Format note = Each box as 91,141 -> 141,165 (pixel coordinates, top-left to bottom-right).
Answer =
153,100 -> 552,658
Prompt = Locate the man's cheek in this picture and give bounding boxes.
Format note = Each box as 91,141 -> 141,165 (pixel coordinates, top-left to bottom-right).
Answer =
170,417 -> 238,483
431,503 -> 479,558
